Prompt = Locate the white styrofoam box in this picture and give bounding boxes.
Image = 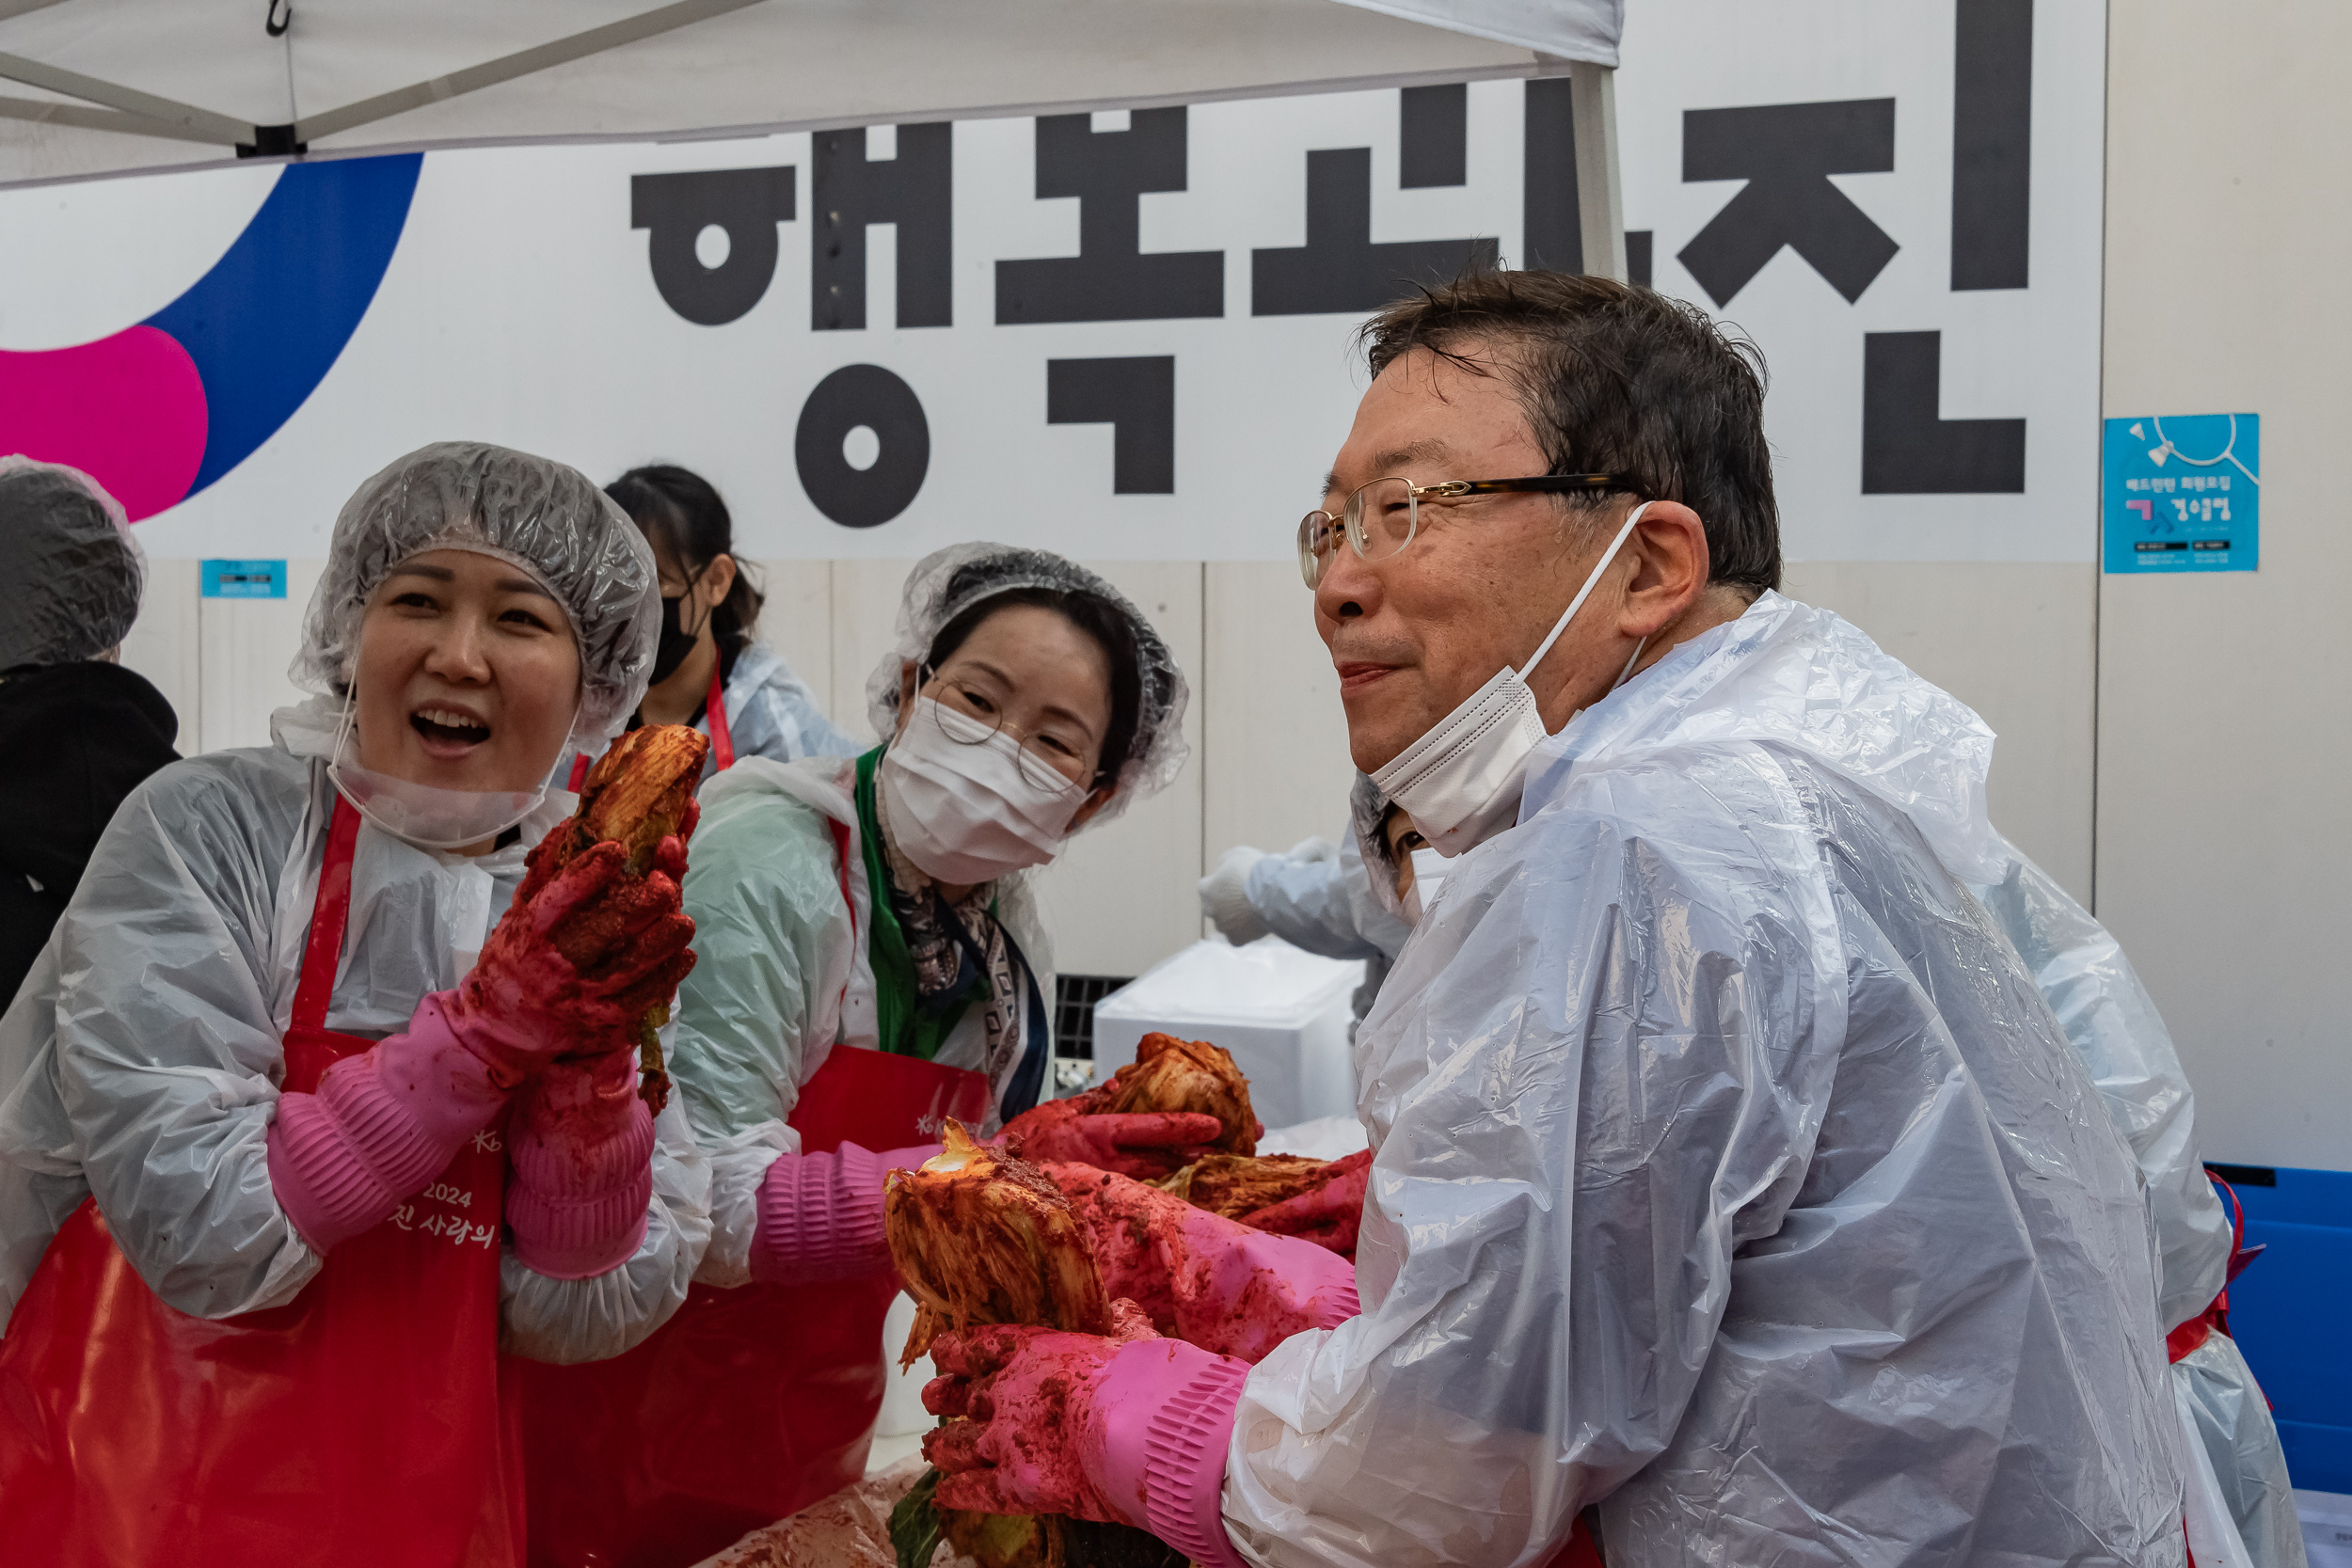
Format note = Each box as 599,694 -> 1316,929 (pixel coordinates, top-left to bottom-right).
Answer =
2303,1491 -> 2352,1568
1091,937 -> 1362,1129
1259,1114 -> 1370,1162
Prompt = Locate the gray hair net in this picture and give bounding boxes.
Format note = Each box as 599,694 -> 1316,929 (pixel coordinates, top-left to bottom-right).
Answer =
292,442 -> 660,750
0,456 -> 143,670
865,543 -> 1189,825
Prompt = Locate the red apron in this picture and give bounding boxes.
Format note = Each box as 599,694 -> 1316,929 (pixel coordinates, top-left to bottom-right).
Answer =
0,797 -> 521,1567
2169,1174 -> 2263,1368
518,732 -> 991,1568
704,662 -> 735,773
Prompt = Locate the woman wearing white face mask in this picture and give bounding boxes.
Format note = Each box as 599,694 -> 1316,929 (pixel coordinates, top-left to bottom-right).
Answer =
516,543 -> 1190,1566
0,444 -> 709,1567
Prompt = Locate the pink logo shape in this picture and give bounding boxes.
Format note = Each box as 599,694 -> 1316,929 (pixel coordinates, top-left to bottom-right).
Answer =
0,325 -> 208,521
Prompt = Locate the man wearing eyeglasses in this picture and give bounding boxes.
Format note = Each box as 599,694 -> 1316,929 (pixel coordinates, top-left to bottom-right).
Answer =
924,273 -> 2192,1568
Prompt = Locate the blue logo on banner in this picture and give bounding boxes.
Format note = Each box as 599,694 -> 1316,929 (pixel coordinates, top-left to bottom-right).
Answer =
201,559 -> 287,598
2103,414 -> 2260,574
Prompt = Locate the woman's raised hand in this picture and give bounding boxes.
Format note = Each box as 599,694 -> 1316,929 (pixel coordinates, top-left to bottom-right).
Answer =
446,842 -> 694,1085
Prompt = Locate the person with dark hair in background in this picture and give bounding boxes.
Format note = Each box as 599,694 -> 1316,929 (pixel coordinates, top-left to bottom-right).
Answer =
608,463 -> 855,774
0,458 -> 178,1003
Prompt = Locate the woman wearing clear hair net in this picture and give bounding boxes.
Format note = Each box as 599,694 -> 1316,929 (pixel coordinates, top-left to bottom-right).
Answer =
518,543 -> 1333,1564
0,458 -> 181,1002
0,442 -> 712,1567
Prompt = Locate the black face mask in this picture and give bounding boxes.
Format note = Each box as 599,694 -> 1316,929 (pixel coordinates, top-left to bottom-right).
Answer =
649,584 -> 708,687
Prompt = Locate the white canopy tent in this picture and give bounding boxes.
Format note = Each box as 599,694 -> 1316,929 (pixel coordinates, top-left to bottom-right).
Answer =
0,0 -> 1625,274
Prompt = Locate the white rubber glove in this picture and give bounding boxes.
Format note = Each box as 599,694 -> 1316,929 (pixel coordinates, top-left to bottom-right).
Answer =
1199,845 -> 1270,944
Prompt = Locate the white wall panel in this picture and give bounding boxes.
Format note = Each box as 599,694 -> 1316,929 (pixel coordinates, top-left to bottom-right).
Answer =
119,556 -> 202,751
2096,0 -> 2352,1171
1025,562 -> 1205,979
198,559 -> 326,755
827,560 -> 914,747
746,558 -> 837,731
1783,562 -> 2096,905
1202,562 -> 1360,863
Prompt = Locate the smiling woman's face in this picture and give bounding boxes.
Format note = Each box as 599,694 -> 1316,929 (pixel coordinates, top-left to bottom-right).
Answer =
351,547 -> 582,795
893,601 -> 1120,828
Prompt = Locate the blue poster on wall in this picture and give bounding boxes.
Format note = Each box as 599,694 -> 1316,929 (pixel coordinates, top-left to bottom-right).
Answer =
200,560 -> 286,599
2103,413 -> 2260,573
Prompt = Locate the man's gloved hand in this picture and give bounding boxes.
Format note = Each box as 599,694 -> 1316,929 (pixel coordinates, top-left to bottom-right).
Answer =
1198,845 -> 1270,945
1048,1164 -> 1359,1362
1000,1097 -> 1223,1180
923,1324 -> 1130,1521
448,839 -> 694,1086
924,1323 -> 1252,1567
504,1045 -> 658,1278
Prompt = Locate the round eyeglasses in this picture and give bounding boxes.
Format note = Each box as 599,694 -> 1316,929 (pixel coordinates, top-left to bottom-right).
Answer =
1297,472 -> 1621,589
917,670 -> 1097,792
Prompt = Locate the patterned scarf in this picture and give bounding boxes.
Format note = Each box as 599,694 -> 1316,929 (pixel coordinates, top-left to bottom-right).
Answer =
874,783 -> 1024,1088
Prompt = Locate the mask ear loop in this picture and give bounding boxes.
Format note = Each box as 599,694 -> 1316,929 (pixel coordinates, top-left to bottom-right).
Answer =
681,560 -> 716,642
328,685 -> 360,771
1613,636 -> 1649,690
1516,500 -> 1656,682
890,663 -> 935,753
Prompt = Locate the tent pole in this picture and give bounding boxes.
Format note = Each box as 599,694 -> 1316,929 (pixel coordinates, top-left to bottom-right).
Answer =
1568,59 -> 1626,284
0,50 -> 249,144
294,0 -> 766,144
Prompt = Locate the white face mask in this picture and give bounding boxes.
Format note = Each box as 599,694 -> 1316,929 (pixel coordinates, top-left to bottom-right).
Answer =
326,691 -> 567,852
880,696 -> 1089,884
1371,501 -> 1655,859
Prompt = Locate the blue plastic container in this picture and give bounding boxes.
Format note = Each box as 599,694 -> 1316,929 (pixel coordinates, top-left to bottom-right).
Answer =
2207,1163 -> 2352,1495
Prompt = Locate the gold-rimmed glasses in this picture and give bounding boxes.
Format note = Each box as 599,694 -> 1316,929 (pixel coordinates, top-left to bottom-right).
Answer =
1297,472 -> 1621,589
917,668 -> 1096,791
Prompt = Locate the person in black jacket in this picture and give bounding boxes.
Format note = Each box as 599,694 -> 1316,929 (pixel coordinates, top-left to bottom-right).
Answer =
0,459 -> 178,1002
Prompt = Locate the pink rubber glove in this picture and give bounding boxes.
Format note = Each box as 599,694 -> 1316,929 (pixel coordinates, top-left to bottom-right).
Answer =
268,841 -> 691,1256
270,990 -> 519,1253
747,1141 -> 941,1285
1049,1164 -> 1359,1361
505,1046 -> 658,1278
449,840 -> 693,1087
1237,1148 -> 1371,1256
923,1324 -> 1250,1568
1000,1098 -> 1225,1180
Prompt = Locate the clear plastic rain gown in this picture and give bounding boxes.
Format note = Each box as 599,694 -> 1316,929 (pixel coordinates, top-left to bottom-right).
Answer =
0,444 -> 710,1358
1207,825 -> 1410,1025
1974,839 -> 2302,1568
708,642 -> 859,768
1226,593 -> 2184,1568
